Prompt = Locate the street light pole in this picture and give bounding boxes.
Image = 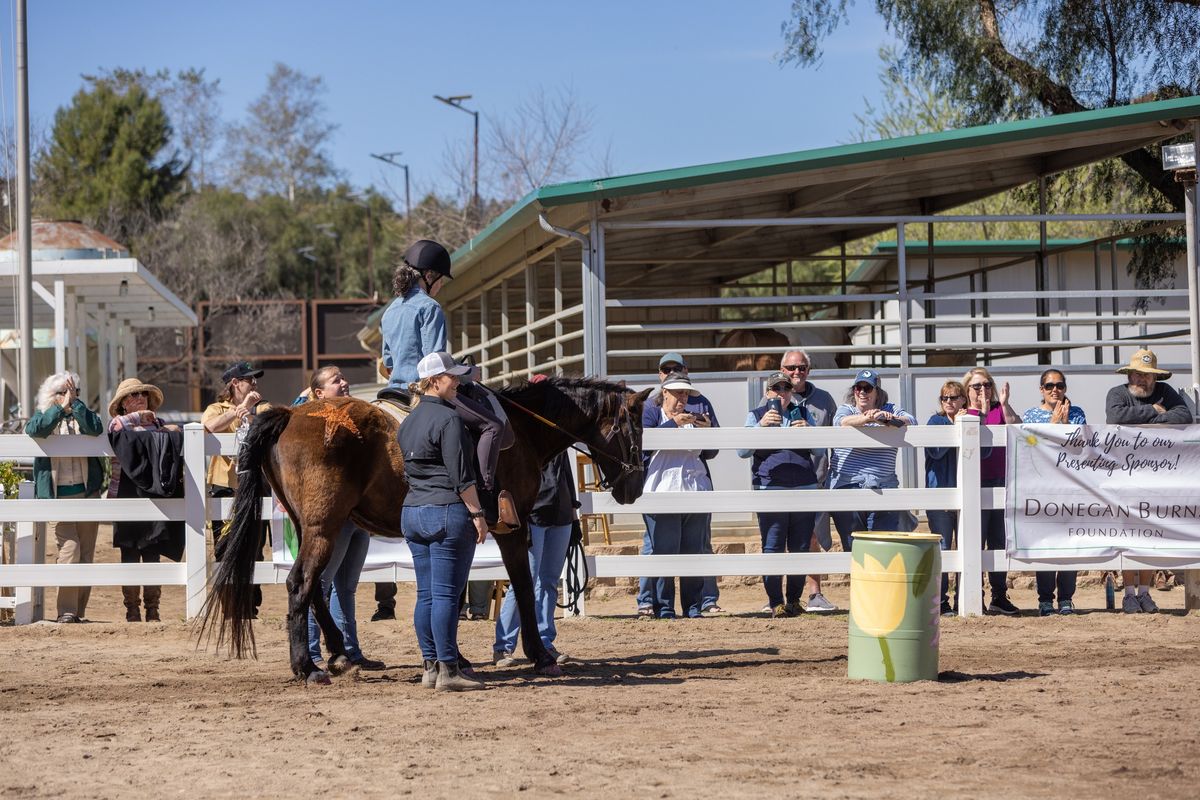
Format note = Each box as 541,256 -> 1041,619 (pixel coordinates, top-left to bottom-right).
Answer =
433,94 -> 479,221
370,151 -> 411,238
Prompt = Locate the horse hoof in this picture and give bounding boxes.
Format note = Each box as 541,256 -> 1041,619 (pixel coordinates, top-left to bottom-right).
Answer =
306,670 -> 332,686
328,656 -> 357,676
535,663 -> 563,678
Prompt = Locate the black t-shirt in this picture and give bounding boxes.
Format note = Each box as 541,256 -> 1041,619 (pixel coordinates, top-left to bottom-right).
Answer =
399,396 -> 477,506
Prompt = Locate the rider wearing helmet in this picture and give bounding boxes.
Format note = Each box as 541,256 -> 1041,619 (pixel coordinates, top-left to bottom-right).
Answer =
380,239 -> 515,530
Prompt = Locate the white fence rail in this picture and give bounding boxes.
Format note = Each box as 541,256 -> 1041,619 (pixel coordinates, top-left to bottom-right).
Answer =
3,419 -> 1198,623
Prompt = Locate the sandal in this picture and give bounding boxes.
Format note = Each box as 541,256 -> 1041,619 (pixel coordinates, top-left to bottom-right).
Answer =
636,606 -> 654,618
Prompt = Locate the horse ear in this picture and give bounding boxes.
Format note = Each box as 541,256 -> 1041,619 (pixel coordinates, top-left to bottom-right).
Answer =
629,387 -> 653,407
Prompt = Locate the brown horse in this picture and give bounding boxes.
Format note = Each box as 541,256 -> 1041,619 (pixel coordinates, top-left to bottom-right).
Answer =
199,377 -> 650,683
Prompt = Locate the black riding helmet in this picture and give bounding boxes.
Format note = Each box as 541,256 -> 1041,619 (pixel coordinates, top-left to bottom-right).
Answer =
402,239 -> 453,280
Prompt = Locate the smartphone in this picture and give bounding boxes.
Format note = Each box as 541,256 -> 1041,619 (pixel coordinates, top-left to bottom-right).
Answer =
766,397 -> 783,417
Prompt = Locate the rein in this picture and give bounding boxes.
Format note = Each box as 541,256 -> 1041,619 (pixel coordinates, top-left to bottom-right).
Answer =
497,392 -> 643,489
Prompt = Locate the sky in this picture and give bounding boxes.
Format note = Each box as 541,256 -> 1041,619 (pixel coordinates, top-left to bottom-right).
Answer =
0,1 -> 895,205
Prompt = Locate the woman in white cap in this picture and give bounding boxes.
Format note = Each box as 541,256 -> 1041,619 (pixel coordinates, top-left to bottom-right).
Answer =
107,377 -> 180,622
398,351 -> 490,691
639,371 -> 717,619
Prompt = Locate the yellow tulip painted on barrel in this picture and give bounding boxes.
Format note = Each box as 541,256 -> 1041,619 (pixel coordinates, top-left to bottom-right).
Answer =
850,552 -> 907,637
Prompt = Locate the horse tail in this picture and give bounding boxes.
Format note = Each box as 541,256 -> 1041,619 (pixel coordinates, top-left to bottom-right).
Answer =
197,406 -> 293,658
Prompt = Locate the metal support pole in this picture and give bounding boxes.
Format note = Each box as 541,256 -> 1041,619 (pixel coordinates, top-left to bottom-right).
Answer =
554,250 -> 564,372
53,281 -> 66,374
15,0 -> 33,418
896,224 -> 917,488
1036,177 -> 1050,364
1184,122 -> 1200,613
500,278 -> 510,376
525,264 -> 537,375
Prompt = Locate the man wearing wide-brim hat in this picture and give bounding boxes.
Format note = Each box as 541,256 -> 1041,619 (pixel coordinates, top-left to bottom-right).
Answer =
1105,347 -> 1194,615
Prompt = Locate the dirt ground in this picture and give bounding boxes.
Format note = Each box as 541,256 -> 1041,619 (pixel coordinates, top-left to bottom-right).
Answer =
2,564 -> 1197,799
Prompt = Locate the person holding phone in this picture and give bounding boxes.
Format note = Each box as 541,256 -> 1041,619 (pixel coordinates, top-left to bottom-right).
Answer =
26,372 -> 105,624
638,372 -> 718,619
1022,369 -> 1086,616
738,371 -> 823,617
829,369 -> 916,545
960,366 -> 1022,616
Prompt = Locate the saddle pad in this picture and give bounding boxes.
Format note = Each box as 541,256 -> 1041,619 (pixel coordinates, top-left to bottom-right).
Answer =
372,396 -> 412,426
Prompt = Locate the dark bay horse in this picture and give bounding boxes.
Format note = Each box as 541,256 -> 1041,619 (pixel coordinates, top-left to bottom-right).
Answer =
199,377 -> 650,683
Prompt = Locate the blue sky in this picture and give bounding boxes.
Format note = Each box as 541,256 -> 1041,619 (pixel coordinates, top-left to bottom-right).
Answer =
1,1 -> 894,202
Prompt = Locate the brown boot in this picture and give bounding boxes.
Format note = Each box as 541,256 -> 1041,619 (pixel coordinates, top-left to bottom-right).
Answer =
144,585 -> 162,622
435,660 -> 484,692
122,587 -> 141,622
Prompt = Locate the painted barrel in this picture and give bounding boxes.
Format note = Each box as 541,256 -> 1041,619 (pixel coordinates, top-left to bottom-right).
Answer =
847,532 -> 942,683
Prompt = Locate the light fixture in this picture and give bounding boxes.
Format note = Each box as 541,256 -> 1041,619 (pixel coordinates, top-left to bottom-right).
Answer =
148,306 -> 156,323
119,279 -> 128,297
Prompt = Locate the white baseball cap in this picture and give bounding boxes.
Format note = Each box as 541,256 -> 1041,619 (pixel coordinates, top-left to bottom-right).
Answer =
417,351 -> 472,380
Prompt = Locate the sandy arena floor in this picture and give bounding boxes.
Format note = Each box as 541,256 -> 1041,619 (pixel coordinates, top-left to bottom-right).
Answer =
1,571 -> 1197,798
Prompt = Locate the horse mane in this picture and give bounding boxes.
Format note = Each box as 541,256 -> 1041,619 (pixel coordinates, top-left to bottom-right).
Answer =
497,375 -> 630,420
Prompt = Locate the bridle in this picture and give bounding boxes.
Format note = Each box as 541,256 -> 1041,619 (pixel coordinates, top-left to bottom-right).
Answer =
498,393 -> 644,490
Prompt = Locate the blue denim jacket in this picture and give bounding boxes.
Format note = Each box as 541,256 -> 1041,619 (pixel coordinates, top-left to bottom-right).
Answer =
380,288 -> 448,390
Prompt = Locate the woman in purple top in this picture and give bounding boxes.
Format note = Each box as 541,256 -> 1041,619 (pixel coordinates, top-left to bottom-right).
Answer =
1021,369 -> 1087,616
961,367 -> 1021,616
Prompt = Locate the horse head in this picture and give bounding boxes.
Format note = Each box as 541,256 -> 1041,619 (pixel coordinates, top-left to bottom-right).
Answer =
499,378 -> 652,505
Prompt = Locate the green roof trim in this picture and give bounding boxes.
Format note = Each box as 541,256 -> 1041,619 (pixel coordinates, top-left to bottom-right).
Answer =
451,95 -> 1200,266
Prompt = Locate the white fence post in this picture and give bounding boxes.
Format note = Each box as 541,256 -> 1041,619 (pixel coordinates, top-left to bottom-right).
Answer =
13,480 -> 43,624
183,423 -> 209,620
957,415 -> 983,616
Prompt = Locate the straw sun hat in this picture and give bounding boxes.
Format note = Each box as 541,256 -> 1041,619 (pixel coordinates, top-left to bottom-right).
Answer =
1115,348 -> 1172,380
108,377 -> 164,417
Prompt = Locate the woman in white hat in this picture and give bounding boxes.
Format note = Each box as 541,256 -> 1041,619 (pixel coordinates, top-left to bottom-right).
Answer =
108,377 -> 179,622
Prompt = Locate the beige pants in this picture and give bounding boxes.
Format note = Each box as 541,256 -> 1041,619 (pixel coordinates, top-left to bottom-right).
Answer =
49,516 -> 99,619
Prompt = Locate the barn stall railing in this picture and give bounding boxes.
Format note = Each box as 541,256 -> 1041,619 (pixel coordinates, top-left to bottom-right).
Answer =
4,418 -> 1198,623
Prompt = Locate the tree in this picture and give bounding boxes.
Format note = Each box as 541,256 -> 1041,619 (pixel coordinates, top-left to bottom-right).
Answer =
778,1 -> 1200,211
225,63 -> 339,202
37,76 -> 187,240
486,86 -> 596,202
156,68 -> 224,189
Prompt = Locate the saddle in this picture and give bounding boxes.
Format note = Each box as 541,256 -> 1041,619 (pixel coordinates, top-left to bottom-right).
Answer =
372,389 -> 413,426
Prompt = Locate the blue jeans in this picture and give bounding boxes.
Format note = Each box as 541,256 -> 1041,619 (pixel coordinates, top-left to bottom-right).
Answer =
638,514 -> 718,611
756,484 -> 816,608
926,509 -> 957,607
641,513 -> 707,618
307,523 -> 370,662
402,503 -> 477,663
493,522 -> 572,653
831,476 -> 901,550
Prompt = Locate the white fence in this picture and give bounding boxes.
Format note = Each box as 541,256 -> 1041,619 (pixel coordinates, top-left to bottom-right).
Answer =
3,418 -> 1198,623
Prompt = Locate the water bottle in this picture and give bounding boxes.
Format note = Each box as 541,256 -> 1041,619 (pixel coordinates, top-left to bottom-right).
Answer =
1105,573 -> 1115,611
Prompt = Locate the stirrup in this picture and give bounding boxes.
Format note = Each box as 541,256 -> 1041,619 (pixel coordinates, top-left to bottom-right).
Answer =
489,490 -> 520,534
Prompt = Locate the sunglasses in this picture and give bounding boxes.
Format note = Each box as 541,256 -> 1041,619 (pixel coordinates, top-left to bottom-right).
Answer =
659,364 -> 683,373
1042,381 -> 1066,391
940,395 -> 964,403
128,391 -> 150,398
781,364 -> 809,372
770,384 -> 793,392
969,382 -> 993,391
853,384 -> 876,393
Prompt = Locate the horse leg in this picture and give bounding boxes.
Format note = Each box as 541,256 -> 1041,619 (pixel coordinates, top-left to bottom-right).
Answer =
285,534 -> 338,684
496,530 -> 560,676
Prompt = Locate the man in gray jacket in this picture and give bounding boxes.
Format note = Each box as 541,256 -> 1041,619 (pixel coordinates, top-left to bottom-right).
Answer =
1105,348 -> 1193,613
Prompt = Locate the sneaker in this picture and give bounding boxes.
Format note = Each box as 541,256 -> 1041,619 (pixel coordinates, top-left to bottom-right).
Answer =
1058,600 -> 1075,615
492,650 -> 519,668
370,607 -> 395,622
987,596 -> 1019,616
546,648 -> 570,665
940,600 -> 954,616
771,603 -> 795,619
805,592 -> 837,613
1038,601 -> 1055,617
1122,594 -> 1142,614
760,604 -> 773,614
1137,592 -> 1159,614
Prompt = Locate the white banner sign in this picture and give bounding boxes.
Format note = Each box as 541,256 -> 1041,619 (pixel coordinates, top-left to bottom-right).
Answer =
268,501 -> 506,569
1006,424 -> 1200,558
